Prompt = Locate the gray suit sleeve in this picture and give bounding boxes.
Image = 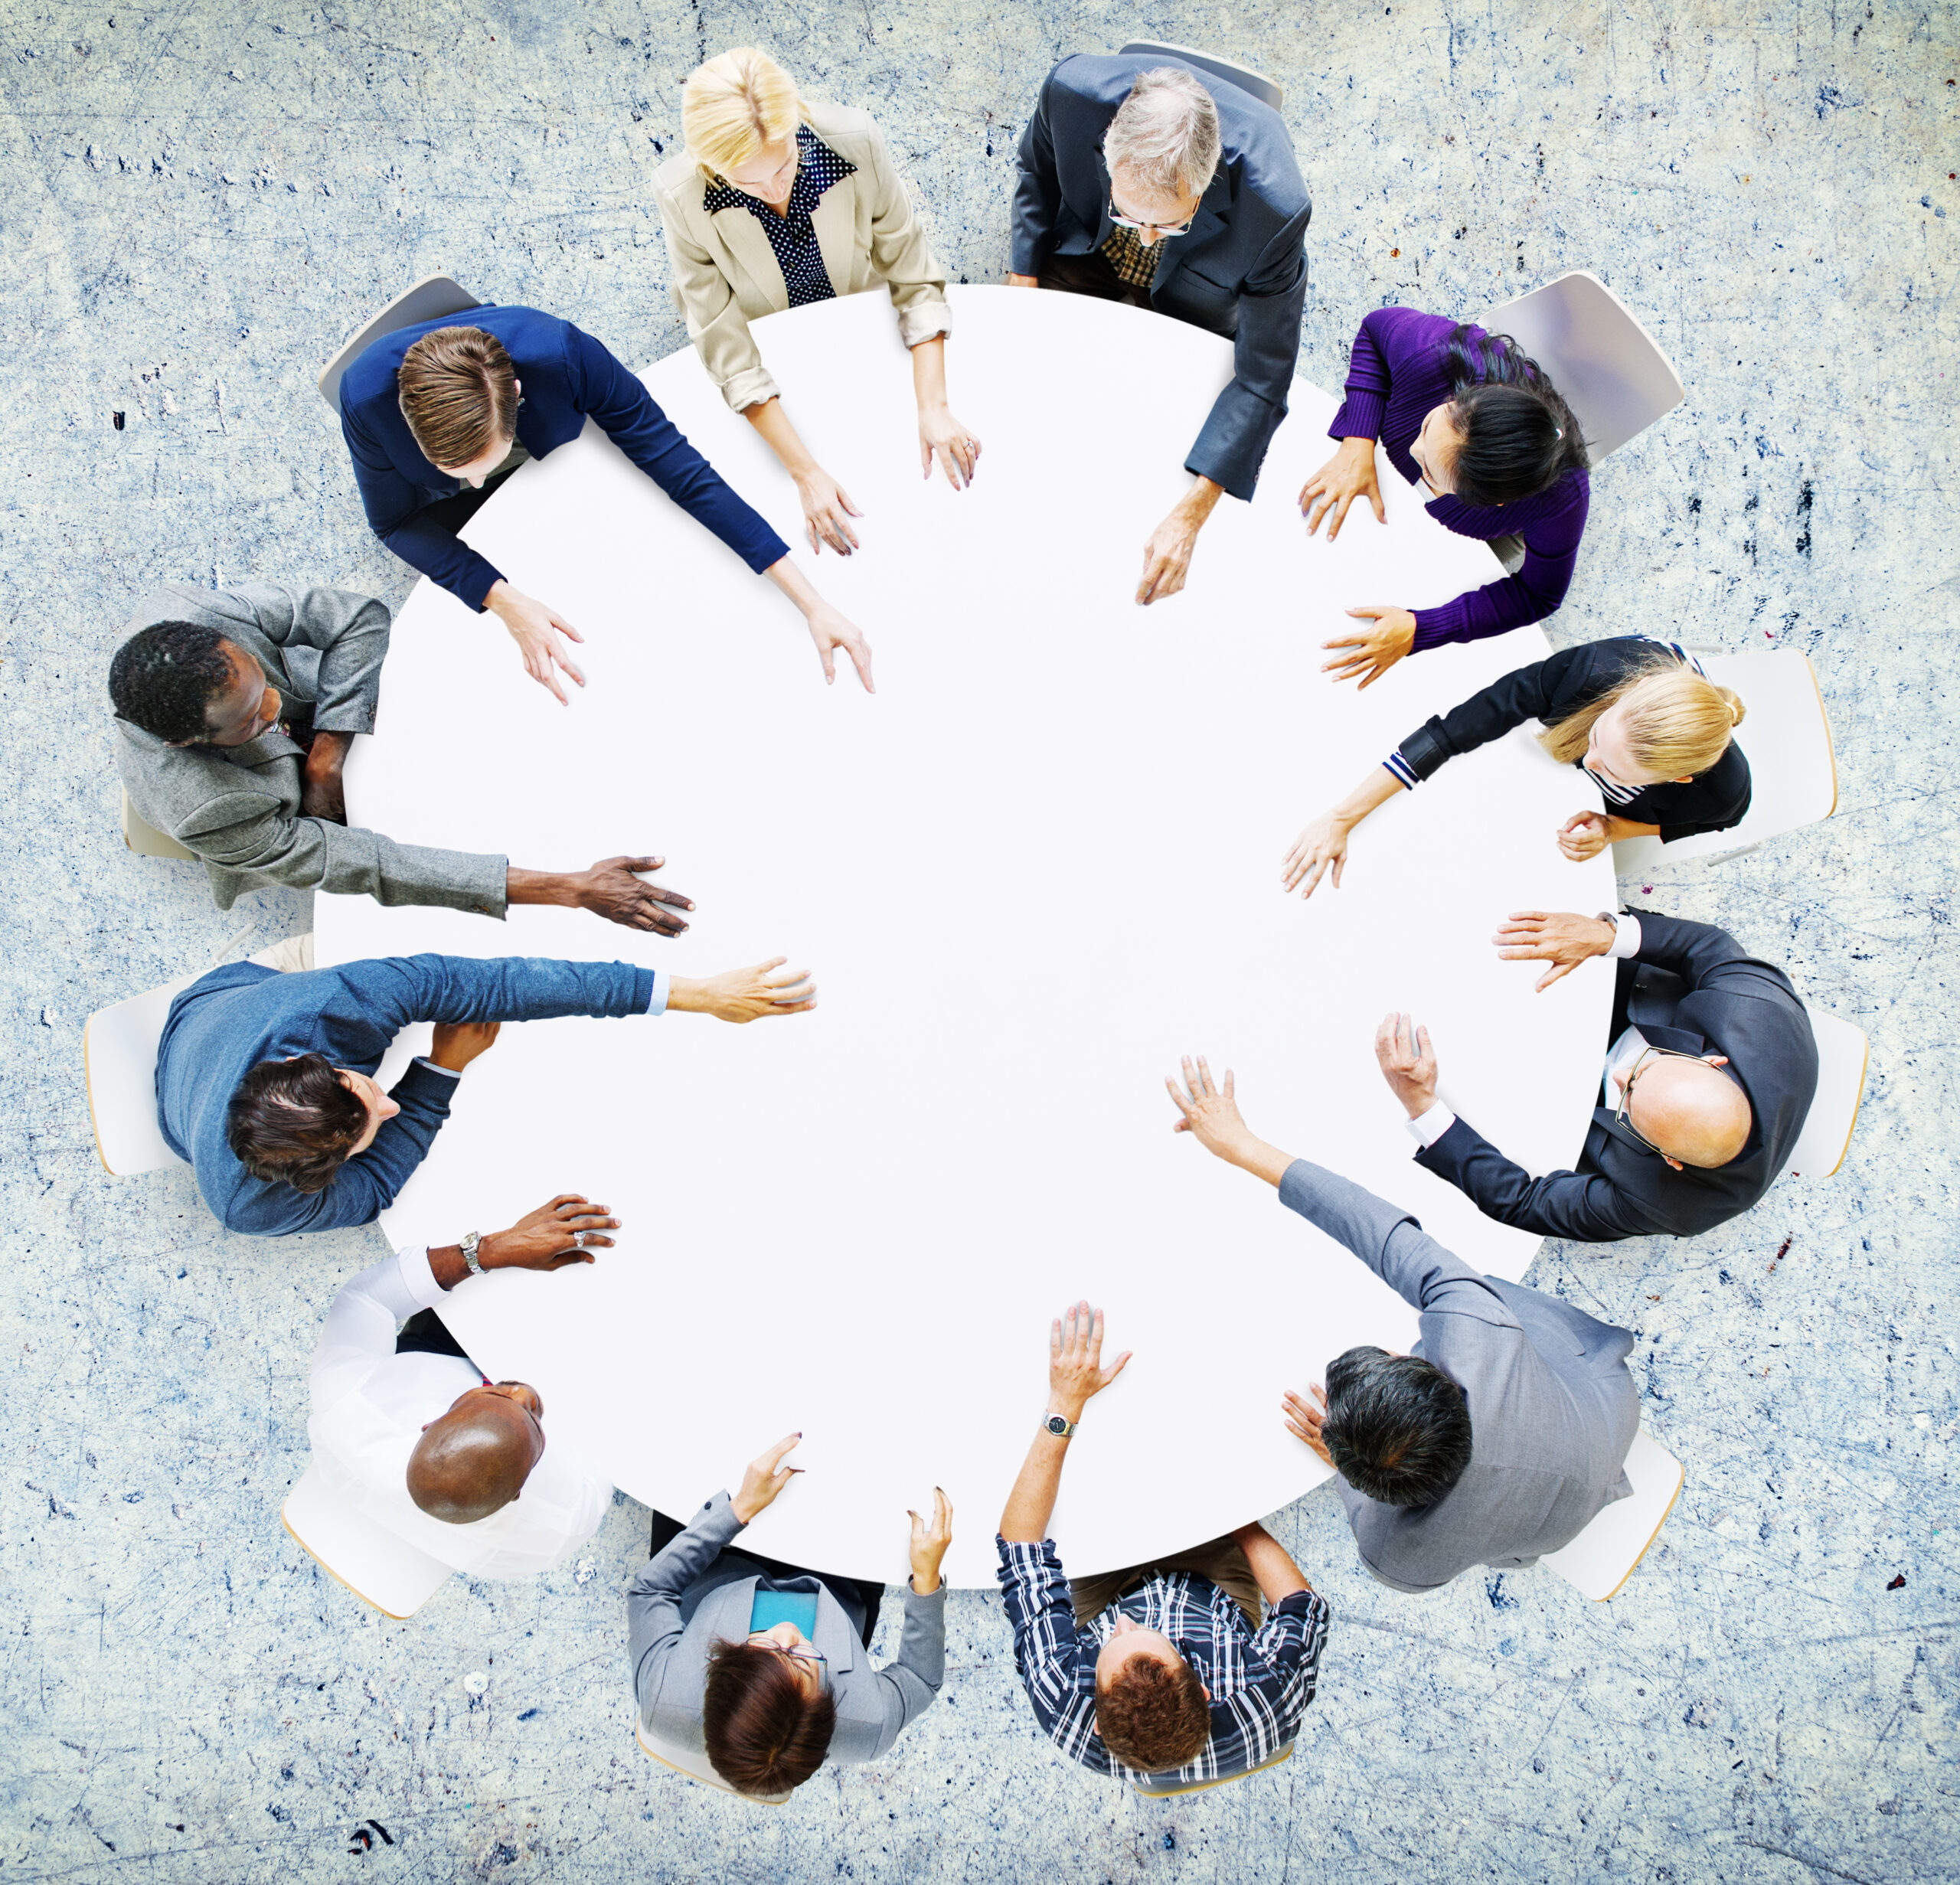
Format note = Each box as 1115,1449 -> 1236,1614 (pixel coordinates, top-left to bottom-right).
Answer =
626,1493 -> 745,1726
865,1583 -> 946,1755
214,583 -> 392,733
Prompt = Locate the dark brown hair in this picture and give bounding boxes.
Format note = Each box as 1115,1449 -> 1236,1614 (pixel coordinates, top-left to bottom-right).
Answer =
701,1642 -> 836,1797
397,325 -> 518,469
1094,1653 -> 1210,1772
224,1053 -> 369,1193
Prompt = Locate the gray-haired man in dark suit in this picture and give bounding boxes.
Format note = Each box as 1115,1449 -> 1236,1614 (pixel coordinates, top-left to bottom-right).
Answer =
1167,1057 -> 1641,1596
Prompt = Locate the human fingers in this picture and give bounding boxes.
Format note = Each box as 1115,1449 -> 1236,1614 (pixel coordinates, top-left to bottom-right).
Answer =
1347,604 -> 1389,622
817,637 -> 837,684
1331,852 -> 1345,890
806,514 -> 822,555
1534,959 -> 1577,993
550,640 -> 587,690
1369,482 -> 1386,525
1195,1054 -> 1217,1100
1102,1348 -> 1132,1386
1050,1314 -> 1063,1359
1415,1024 -> 1434,1068
761,1431 -> 802,1472
1326,488 -> 1354,542
1165,1073 -> 1196,1121
844,631 -> 876,694
1354,655 -> 1393,691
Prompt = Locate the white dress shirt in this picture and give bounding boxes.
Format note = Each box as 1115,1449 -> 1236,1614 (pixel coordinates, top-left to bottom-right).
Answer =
308,1246 -> 612,1577
1406,913 -> 1645,1148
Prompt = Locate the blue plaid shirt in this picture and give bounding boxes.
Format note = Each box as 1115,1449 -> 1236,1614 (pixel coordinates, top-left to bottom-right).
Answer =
995,1536 -> 1331,1781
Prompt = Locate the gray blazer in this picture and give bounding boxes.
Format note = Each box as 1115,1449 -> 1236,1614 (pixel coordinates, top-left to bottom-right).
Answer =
1279,1159 -> 1641,1596
627,1492 -> 945,1776
113,582 -> 507,916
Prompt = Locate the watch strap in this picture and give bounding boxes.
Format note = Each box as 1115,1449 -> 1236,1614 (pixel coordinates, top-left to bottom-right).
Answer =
460,1230 -> 484,1277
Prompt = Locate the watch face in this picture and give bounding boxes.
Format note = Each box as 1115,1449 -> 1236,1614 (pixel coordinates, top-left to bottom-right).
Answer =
1045,1416 -> 1069,1434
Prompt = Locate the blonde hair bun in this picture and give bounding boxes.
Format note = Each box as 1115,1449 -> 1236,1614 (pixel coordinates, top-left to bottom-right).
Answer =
1539,658 -> 1745,779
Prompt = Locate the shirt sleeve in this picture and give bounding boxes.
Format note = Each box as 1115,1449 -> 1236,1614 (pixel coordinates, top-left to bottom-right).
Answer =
1245,1588 -> 1331,1742
1410,475 -> 1591,651
310,1246 -> 447,1413
994,1535 -> 1109,1773
1328,309 -> 1396,443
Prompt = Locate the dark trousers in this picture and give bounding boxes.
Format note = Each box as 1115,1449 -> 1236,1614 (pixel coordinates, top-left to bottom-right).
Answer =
415,466 -> 519,550
1037,247 -> 1153,310
646,1510 -> 884,1652
396,1308 -> 475,1364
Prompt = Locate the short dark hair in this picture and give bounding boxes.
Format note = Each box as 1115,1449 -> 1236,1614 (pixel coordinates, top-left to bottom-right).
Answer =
1094,1652 -> 1210,1772
701,1642 -> 837,1797
224,1054 -> 369,1193
1441,324 -> 1590,506
109,621 -> 236,743
1322,1345 -> 1474,1508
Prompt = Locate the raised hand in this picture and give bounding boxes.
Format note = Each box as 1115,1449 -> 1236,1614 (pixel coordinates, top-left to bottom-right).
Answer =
1165,1055 -> 1254,1163
480,1193 -> 620,1272
1374,1011 -> 1439,1117
669,957 -> 817,1023
1322,606 -> 1417,690
1282,811 -> 1354,898
1047,1301 -> 1132,1422
907,1487 -> 954,1594
1298,439 -> 1385,541
733,1432 -> 804,1524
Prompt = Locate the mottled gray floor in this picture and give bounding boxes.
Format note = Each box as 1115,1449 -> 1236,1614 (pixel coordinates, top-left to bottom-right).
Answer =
2,4 -> 1955,1881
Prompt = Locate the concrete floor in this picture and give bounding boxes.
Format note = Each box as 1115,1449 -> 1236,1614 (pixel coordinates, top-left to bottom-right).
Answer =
2,2 -> 1955,1880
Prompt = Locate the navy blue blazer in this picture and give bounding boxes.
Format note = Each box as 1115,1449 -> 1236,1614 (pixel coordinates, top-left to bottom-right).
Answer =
1011,54 -> 1310,501
1419,912 -> 1820,1241
339,303 -> 789,612
155,954 -> 657,1237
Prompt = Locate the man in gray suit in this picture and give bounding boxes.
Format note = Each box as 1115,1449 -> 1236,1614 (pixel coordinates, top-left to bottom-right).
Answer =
1167,1057 -> 1641,1595
109,580 -> 692,931
626,1435 -> 950,1798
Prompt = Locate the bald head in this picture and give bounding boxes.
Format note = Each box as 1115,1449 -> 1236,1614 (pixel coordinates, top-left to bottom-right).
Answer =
407,1384 -> 545,1524
1628,1057 -> 1752,1169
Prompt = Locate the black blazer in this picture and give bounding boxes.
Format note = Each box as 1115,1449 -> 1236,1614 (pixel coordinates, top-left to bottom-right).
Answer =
1391,638 -> 1752,845
1418,911 -> 1819,1241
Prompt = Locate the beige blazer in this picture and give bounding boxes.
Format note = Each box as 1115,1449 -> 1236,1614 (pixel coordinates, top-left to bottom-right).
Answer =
652,98 -> 952,411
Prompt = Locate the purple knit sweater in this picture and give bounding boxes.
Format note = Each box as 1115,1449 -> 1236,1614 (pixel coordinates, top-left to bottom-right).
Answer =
1328,306 -> 1591,652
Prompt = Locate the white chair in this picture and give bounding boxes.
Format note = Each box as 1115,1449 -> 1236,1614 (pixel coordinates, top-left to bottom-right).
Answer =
1780,1011 -> 1868,1181
318,274 -> 482,415
1117,40 -> 1282,112
1481,271 -> 1684,463
83,972 -> 201,1176
121,789 -> 197,861
1612,650 -> 1838,875
282,1462 -> 452,1620
635,1715 -> 790,1804
1541,1428 -> 1684,1601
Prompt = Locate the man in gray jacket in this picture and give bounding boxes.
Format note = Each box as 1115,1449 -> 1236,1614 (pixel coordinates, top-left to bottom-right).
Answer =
109,580 -> 693,932
1166,1057 -> 1641,1595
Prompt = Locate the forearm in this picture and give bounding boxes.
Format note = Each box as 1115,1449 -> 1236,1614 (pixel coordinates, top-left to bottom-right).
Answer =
1602,817 -> 1659,841
910,336 -> 949,410
1336,768 -> 1404,830
998,1429 -> 1071,1544
1177,474 -> 1225,530
763,556 -> 821,618
1230,1521 -> 1311,1603
743,396 -> 822,481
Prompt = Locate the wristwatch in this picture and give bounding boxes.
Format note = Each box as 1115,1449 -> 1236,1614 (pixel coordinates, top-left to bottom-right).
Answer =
459,1230 -> 485,1278
1041,1413 -> 1078,1440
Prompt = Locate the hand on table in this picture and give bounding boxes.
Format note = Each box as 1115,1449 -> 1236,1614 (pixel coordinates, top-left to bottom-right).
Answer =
1492,909 -> 1618,992
480,1194 -> 620,1272
1136,499 -> 1204,606
1047,1300 -> 1131,1423
907,1487 -> 954,1594
795,465 -> 864,557
1322,606 -> 1416,690
669,957 -> 816,1023
1557,812 -> 1614,862
430,1020 -> 501,1073
733,1432 -> 803,1525
805,599 -> 875,692
1298,439 -> 1385,540
575,856 -> 694,935
1374,1011 -> 1439,1117
1282,1384 -> 1335,1469
1005,273 -> 1039,288
1281,810 -> 1354,899
483,580 -> 587,705
919,403 -> 981,492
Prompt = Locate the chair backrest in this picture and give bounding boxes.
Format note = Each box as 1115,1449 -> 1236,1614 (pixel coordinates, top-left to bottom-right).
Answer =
281,1461 -> 452,1620
1116,40 -> 1283,113
1480,270 -> 1684,462
122,787 -> 198,861
318,274 -> 483,416
1611,649 -> 1838,874
1540,1428 -> 1683,1601
83,972 -> 201,1176
1781,1010 -> 1867,1181
635,1716 -> 790,1803
1132,1740 -> 1294,1797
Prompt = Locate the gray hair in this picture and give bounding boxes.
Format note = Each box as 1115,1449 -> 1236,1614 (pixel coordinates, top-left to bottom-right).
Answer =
1103,67 -> 1221,201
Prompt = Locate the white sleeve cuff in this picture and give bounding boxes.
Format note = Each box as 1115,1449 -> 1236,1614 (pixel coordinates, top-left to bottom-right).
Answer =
413,1057 -> 463,1080
394,1243 -> 449,1312
648,968 -> 671,1016
1606,912 -> 1643,959
1405,1102 -> 1458,1150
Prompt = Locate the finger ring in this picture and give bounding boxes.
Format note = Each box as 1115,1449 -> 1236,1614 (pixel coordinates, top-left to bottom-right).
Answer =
575,1230 -> 588,1246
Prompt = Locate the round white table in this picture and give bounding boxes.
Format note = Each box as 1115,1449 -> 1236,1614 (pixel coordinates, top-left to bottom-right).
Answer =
318,286 -> 1614,1587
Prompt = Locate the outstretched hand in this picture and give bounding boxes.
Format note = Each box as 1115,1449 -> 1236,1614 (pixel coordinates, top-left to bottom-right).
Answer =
1165,1055 -> 1254,1162
670,958 -> 817,1022
1374,1011 -> 1439,1117
1491,910 -> 1618,992
733,1432 -> 803,1524
1322,606 -> 1416,689
1047,1301 -> 1131,1421
481,1193 -> 620,1272
576,856 -> 694,934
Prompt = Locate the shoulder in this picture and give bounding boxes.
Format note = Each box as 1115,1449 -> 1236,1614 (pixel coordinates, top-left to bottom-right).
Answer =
1040,54 -> 1133,112
653,148 -> 707,207
802,97 -> 881,155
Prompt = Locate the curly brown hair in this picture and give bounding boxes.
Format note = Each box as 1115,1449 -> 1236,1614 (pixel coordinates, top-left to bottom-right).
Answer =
1094,1651 -> 1210,1772
702,1642 -> 836,1797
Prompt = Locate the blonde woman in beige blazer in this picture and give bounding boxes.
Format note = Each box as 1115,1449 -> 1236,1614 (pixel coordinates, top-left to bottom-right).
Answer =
653,49 -> 981,556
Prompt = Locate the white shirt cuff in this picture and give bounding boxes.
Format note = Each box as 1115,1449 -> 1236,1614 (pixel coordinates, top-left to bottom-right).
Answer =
1405,1102 -> 1458,1149
648,968 -> 671,1016
1606,912 -> 1643,959
394,1243 -> 449,1312
414,1056 -> 463,1080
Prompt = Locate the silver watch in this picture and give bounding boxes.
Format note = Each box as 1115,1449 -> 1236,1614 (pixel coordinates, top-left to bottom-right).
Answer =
1041,1412 -> 1077,1440
459,1230 -> 485,1277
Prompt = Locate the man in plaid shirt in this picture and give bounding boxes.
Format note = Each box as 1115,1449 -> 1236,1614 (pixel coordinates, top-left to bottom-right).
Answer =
995,1301 -> 1331,1783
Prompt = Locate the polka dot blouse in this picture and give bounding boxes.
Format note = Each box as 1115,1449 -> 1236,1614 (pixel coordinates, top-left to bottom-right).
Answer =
703,125 -> 858,307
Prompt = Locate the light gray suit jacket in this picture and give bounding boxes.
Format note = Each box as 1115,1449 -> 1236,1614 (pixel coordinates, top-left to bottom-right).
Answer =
1279,1159 -> 1640,1596
627,1492 -> 945,1776
113,583 -> 508,916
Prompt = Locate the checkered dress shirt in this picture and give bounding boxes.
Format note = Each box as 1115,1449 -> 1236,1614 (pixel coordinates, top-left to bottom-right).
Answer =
703,124 -> 857,307
995,1536 -> 1331,1781
1099,223 -> 1159,291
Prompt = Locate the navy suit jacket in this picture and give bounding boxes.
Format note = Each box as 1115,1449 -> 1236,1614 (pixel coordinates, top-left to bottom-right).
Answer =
1011,55 -> 1310,500
339,303 -> 789,611
1419,912 -> 1820,1241
156,954 -> 656,1237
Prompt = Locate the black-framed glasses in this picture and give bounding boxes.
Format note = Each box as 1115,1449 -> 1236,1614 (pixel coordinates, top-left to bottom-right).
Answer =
753,1637 -> 828,1675
1613,1045 -> 1707,1155
1108,197 -> 1194,238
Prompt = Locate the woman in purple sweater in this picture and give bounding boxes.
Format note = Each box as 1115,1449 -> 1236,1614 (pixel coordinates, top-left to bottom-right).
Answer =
1300,306 -> 1591,688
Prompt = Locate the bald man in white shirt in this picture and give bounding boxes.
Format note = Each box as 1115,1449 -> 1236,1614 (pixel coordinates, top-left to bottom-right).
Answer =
308,1192 -> 622,1576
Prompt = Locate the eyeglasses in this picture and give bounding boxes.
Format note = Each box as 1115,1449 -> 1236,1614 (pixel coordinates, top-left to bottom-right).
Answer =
753,1637 -> 828,1674
1613,1046 -> 1707,1155
1108,198 -> 1194,238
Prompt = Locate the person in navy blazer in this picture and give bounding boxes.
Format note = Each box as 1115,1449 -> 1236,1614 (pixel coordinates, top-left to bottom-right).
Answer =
338,303 -> 874,701
1010,57 -> 1310,607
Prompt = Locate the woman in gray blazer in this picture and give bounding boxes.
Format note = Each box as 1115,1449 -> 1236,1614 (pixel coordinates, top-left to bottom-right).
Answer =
626,1433 -> 952,1798
653,47 -> 982,557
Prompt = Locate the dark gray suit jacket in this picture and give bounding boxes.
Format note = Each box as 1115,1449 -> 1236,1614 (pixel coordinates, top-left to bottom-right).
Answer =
1011,54 -> 1310,500
113,582 -> 507,916
626,1492 -> 945,1776
1279,1158 -> 1640,1595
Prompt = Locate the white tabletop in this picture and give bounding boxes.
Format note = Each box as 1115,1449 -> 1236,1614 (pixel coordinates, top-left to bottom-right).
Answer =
317,286 -> 1614,1587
